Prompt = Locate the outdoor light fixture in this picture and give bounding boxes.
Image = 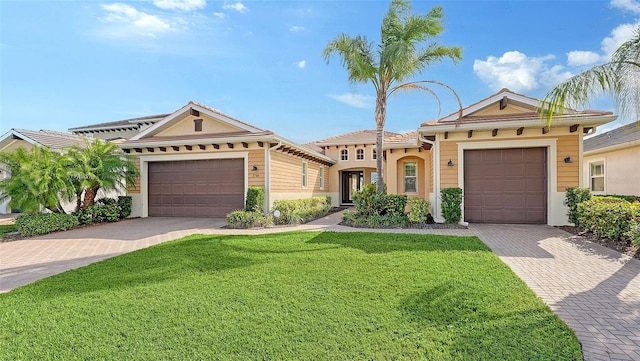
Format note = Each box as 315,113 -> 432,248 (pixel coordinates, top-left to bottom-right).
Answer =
252,165 -> 258,171
564,156 -> 573,164
447,159 -> 454,167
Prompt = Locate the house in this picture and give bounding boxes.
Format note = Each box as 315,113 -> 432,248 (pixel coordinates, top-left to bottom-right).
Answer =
418,88 -> 615,225
583,122 -> 640,196
68,89 -> 616,225
0,128 -> 87,214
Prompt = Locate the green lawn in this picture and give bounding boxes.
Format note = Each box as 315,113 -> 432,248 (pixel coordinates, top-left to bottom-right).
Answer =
0,224 -> 16,239
0,231 -> 581,360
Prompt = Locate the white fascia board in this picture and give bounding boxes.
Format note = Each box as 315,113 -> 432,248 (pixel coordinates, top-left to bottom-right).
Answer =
276,136 -> 336,164
0,129 -> 39,148
584,139 -> 640,156
383,142 -> 419,149
119,134 -> 278,149
438,92 -> 541,122
418,115 -> 618,134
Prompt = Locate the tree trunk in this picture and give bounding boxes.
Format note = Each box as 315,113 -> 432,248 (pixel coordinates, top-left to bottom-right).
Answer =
375,89 -> 387,193
82,187 -> 98,209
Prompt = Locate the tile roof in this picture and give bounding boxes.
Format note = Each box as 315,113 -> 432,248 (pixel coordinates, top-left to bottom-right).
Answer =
311,129 -> 401,146
119,130 -> 276,146
385,130 -> 418,144
187,101 -> 265,132
9,129 -> 86,149
69,114 -> 168,132
584,122 -> 640,152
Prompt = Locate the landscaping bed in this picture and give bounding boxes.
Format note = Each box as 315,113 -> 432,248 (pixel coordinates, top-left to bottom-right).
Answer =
558,225 -> 640,260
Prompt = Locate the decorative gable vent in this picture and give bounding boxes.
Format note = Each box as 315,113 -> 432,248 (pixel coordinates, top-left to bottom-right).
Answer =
194,119 -> 203,132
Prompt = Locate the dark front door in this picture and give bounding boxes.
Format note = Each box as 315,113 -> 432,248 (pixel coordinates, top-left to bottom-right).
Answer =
341,171 -> 364,204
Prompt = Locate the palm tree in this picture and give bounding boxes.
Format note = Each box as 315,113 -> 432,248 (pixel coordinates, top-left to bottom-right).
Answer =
324,0 -> 462,192
66,138 -> 139,209
541,26 -> 640,124
0,147 -> 75,214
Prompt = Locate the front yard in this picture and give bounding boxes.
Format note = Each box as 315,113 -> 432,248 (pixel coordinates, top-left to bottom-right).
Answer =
0,231 -> 581,360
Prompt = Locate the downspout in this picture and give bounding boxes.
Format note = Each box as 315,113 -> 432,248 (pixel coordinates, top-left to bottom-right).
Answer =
419,135 -> 439,221
264,140 -> 282,212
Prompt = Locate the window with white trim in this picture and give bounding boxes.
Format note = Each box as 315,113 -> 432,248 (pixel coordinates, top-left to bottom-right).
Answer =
590,161 -> 604,192
302,161 -> 308,188
340,149 -> 348,161
356,148 -> 364,160
404,162 -> 417,193
319,166 -> 325,189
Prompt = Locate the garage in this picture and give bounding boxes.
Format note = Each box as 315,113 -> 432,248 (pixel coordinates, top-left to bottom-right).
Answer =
464,148 -> 547,224
148,159 -> 244,217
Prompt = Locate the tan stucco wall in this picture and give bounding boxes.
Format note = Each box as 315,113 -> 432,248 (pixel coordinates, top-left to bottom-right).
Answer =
583,144 -> 640,196
385,148 -> 430,200
157,113 -> 247,137
323,144 -> 377,198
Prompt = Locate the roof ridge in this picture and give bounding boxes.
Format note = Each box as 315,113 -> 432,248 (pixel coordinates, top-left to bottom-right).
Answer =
188,101 -> 265,132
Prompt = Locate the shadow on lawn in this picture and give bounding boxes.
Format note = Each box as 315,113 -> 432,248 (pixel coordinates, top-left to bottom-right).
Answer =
307,231 -> 490,254
29,236 -> 259,297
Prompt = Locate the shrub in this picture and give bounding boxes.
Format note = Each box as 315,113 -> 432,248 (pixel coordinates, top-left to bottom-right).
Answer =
245,186 -> 265,212
342,210 -> 409,228
564,187 -> 591,226
603,194 -> 640,203
15,213 -> 80,237
74,201 -> 121,225
441,187 -> 463,224
117,196 -> 133,218
226,210 -> 272,229
353,184 -> 386,216
408,198 -> 431,223
272,196 -> 332,225
383,194 -> 408,217
577,197 -> 636,241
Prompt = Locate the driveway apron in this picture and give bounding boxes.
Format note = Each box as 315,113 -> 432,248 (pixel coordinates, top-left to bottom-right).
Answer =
1,215 -> 639,360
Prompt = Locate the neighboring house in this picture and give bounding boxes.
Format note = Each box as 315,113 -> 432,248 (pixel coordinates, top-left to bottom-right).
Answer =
69,89 -> 616,225
69,114 -> 168,142
0,129 -> 87,214
583,122 -> 640,196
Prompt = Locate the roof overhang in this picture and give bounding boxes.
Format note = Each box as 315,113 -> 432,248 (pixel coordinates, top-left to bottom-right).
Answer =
584,138 -> 640,156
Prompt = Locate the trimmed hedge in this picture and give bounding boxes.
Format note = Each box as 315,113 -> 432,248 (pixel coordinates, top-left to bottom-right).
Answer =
226,210 -> 272,229
441,187 -> 463,224
407,198 -> 431,224
15,213 -> 80,237
342,210 -> 409,228
272,196 -> 332,225
564,187 -> 591,226
245,186 -> 265,212
117,196 -> 132,218
74,198 -> 122,225
577,197 -> 639,242
602,194 -> 640,203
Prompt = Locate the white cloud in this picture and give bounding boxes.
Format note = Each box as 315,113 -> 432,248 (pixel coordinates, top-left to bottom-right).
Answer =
329,93 -> 374,108
222,2 -> 248,14
601,21 -> 640,57
153,0 -> 206,11
289,26 -> 305,32
296,60 -> 306,68
101,3 -> 172,37
567,51 -> 603,66
611,0 -> 640,14
213,12 -> 227,19
473,51 -> 572,92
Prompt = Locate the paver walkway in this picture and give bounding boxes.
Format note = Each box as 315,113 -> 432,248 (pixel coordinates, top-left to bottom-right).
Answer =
1,213 -> 639,360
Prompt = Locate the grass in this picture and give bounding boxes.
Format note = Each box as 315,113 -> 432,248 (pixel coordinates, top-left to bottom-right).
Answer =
0,231 -> 581,360
0,224 -> 16,239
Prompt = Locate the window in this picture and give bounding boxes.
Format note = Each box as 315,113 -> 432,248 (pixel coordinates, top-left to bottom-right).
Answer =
194,118 -> 203,132
319,166 -> 325,189
372,149 -> 377,160
590,161 -> 605,192
356,148 -> 364,160
340,149 -> 348,161
371,171 -> 377,184
404,162 -> 417,193
302,162 -> 308,188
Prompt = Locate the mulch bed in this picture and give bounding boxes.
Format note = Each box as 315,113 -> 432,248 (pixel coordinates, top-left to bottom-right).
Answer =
557,226 -> 640,260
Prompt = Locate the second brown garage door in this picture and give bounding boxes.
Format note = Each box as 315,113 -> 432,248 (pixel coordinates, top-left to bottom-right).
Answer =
148,159 -> 244,217
464,148 -> 547,224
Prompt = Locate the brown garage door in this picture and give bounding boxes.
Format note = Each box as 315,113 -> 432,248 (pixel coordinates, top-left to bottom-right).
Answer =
148,159 -> 244,217
464,148 -> 547,224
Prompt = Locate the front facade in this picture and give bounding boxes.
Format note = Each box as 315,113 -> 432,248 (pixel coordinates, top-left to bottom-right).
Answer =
583,122 -> 640,196
65,89 -> 616,225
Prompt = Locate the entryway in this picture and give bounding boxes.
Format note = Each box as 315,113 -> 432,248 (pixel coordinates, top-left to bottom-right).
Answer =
341,171 -> 363,204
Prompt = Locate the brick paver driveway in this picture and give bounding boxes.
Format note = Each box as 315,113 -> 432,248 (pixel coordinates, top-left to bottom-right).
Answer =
1,215 -> 639,360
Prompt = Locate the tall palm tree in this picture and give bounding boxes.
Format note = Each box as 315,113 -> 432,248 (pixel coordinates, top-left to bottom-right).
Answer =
0,147 -> 75,214
541,26 -> 640,124
324,0 -> 462,192
66,138 -> 139,209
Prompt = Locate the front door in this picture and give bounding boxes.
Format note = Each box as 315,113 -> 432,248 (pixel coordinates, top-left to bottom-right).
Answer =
341,171 -> 364,204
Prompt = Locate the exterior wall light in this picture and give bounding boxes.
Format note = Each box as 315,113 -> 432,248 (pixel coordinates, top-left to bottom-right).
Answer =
447,159 -> 454,167
564,156 -> 573,164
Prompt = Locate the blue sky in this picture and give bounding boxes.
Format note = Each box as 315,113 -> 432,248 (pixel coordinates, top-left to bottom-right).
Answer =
1,0 -> 638,144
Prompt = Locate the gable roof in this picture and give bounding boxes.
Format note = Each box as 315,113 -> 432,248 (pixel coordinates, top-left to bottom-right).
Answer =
311,130 -> 401,147
69,114 -> 168,134
584,122 -> 640,152
131,101 -> 264,140
419,88 -> 616,133
0,128 -> 86,151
